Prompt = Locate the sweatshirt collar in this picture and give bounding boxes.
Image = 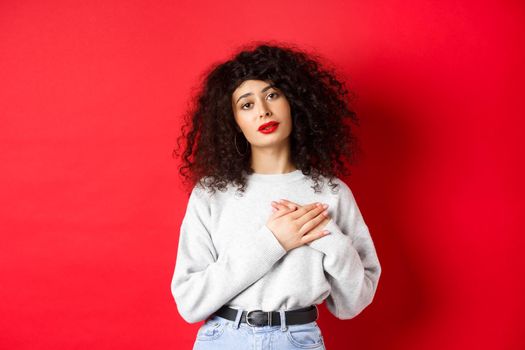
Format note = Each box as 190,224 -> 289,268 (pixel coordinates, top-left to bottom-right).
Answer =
245,169 -> 305,184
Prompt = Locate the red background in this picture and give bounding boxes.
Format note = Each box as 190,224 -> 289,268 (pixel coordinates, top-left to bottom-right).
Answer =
1,1 -> 523,349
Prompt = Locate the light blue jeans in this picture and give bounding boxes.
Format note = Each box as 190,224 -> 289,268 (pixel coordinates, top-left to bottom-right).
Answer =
192,307 -> 326,350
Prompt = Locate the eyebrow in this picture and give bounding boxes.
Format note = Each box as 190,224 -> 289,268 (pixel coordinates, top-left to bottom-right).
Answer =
235,84 -> 276,104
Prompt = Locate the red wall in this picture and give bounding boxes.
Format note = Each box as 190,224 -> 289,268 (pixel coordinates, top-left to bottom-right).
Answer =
1,1 -> 523,349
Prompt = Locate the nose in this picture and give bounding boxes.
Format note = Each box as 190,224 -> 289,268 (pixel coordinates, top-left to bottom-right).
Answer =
259,104 -> 272,118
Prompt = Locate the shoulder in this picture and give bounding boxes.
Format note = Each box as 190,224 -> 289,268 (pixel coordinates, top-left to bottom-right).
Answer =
189,177 -> 232,205
318,174 -> 354,197
317,175 -> 362,213
186,180 -> 214,206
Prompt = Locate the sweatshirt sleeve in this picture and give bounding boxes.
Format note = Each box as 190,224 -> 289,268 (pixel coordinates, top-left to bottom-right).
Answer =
170,184 -> 287,324
307,181 -> 382,319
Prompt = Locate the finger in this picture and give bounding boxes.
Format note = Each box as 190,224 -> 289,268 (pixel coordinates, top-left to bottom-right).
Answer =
271,203 -> 296,218
271,202 -> 286,209
278,199 -> 300,208
275,199 -> 298,210
271,202 -> 283,213
288,202 -> 323,220
271,201 -> 295,211
280,199 -> 321,210
271,204 -> 288,213
298,211 -> 331,235
294,203 -> 329,225
300,226 -> 331,244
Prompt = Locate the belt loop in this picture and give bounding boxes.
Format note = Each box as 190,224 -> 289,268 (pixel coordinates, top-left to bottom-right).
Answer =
233,308 -> 243,329
279,309 -> 287,332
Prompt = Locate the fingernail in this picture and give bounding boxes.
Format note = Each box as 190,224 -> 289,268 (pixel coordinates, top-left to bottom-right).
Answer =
323,230 -> 331,235
322,204 -> 328,209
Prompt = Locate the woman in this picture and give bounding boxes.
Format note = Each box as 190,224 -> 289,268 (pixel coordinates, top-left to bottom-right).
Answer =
171,42 -> 382,349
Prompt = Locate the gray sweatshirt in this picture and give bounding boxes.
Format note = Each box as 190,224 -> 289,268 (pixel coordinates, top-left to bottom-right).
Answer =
171,169 -> 382,324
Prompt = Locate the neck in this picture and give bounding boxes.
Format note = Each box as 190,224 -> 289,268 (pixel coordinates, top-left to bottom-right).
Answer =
250,140 -> 296,174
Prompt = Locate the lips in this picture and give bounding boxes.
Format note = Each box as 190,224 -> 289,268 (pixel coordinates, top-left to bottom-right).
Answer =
258,121 -> 279,131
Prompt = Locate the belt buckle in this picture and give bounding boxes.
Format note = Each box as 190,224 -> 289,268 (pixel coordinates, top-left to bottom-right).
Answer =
246,310 -> 272,327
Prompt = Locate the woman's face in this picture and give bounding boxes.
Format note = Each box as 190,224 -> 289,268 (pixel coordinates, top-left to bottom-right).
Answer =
231,79 -> 292,149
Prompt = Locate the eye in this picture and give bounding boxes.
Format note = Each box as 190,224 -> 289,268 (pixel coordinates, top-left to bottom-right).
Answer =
241,102 -> 252,110
267,92 -> 279,99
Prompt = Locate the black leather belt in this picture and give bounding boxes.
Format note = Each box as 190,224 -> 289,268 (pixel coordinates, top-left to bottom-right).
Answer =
211,305 -> 318,327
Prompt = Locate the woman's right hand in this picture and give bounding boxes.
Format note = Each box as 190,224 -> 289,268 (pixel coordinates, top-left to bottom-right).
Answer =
265,202 -> 331,252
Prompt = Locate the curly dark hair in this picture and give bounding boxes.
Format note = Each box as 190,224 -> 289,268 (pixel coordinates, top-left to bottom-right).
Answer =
173,40 -> 362,196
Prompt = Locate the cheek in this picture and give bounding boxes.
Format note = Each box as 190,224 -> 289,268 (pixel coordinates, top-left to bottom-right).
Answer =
235,116 -> 257,139
233,112 -> 248,128
277,98 -> 291,112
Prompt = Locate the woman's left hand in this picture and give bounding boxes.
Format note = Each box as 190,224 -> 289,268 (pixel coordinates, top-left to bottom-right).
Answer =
271,199 -> 332,236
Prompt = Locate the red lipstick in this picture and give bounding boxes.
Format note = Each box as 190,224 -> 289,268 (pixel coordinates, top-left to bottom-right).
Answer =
258,121 -> 279,134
